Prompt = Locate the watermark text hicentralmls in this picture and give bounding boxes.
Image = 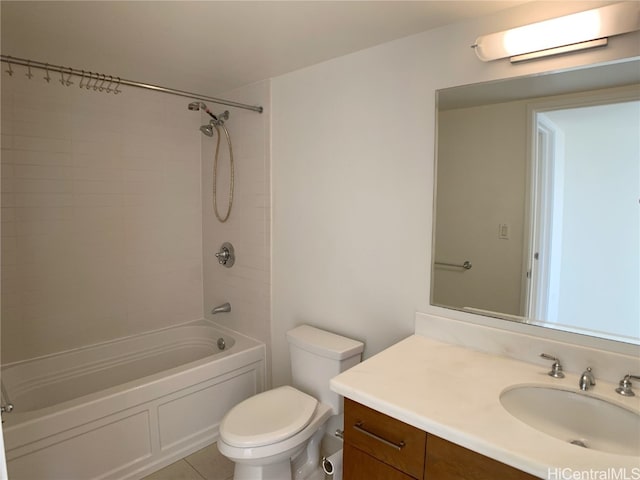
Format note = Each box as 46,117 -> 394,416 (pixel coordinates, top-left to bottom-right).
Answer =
548,468 -> 640,480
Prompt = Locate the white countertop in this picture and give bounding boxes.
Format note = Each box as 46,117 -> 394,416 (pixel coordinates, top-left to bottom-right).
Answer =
330,334 -> 640,478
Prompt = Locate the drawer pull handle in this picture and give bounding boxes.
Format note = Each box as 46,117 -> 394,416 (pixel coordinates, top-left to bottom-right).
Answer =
353,421 -> 406,451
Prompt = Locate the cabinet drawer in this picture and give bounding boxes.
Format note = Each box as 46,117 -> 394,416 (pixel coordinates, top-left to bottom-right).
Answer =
344,443 -> 414,480
425,434 -> 540,480
344,398 -> 427,479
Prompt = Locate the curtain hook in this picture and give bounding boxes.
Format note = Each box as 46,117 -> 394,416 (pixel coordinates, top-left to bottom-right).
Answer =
59,69 -> 66,86
5,56 -> 14,76
105,75 -> 114,93
114,77 -> 121,94
25,60 -> 33,79
86,72 -> 93,90
65,67 -> 74,86
43,63 -> 51,83
78,70 -> 85,88
98,74 -> 107,92
93,73 -> 100,91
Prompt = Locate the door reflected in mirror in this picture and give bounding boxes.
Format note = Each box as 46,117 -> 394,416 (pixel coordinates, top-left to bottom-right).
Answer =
432,60 -> 640,345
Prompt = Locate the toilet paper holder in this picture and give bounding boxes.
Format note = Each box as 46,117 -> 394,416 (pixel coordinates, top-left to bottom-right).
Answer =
322,449 -> 343,480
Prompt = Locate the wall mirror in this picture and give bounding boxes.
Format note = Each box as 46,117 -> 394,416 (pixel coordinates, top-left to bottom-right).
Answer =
432,59 -> 640,345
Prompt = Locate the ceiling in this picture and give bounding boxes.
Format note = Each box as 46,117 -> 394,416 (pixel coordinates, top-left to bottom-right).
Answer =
1,1 -> 526,98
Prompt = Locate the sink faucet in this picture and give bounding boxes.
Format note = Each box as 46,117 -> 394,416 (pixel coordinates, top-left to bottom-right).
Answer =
579,367 -> 596,391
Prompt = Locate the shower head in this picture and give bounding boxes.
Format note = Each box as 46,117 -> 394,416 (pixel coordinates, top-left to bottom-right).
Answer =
200,123 -> 215,137
188,101 -> 207,111
188,101 -> 218,121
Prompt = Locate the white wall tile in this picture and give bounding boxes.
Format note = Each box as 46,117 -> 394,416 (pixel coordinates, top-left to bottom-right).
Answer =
201,80 -> 272,386
1,80 -> 204,363
13,136 -> 71,153
3,149 -> 73,166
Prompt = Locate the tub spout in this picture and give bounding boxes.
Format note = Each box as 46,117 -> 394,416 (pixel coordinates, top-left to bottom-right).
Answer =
211,302 -> 231,315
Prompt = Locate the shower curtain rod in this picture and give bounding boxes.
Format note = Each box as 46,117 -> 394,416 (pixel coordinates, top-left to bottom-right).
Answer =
0,55 -> 263,113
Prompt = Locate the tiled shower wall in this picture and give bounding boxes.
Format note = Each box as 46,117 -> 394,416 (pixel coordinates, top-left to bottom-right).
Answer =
201,81 -> 272,384
1,74 -> 204,363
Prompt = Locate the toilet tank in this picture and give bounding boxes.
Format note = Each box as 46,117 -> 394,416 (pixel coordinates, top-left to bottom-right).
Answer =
286,325 -> 364,415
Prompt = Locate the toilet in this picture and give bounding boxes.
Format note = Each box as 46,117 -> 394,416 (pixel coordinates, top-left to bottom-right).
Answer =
218,325 -> 364,480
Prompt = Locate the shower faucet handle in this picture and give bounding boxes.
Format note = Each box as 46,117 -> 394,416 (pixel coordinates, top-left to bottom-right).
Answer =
215,248 -> 230,262
215,242 -> 235,268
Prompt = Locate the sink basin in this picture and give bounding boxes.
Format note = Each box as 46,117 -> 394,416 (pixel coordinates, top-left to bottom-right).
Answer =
500,385 -> 640,456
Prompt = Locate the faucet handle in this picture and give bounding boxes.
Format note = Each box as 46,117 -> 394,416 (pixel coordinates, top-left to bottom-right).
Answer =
615,374 -> 640,397
214,242 -> 235,268
540,353 -> 565,378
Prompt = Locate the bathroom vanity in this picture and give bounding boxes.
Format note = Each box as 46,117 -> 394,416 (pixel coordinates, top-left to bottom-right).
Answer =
330,314 -> 640,479
343,398 -> 535,479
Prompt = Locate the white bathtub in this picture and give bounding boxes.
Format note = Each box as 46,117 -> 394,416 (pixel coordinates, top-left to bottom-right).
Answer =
1,320 -> 265,480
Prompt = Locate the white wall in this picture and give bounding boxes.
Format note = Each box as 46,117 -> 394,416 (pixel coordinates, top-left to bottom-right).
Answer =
270,2 -> 640,386
546,101 -> 639,340
201,80 -> 272,383
1,76 -> 203,363
434,101 -> 527,315
271,38 -> 432,386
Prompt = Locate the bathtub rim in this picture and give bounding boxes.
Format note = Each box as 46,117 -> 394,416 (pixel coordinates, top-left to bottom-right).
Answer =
2,319 -> 265,431
2,318 -> 253,370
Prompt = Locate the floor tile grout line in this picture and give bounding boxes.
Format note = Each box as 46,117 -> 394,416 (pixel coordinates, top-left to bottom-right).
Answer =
182,459 -> 207,480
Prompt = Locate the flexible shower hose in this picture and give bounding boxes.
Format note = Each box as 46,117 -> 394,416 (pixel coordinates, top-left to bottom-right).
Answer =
212,124 -> 234,222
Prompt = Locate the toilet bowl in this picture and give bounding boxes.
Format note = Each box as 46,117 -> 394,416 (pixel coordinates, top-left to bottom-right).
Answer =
218,386 -> 332,480
218,325 -> 364,480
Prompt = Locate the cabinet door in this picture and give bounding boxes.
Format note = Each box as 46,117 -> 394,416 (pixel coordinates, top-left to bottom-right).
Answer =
344,443 -> 415,480
344,398 -> 427,479
425,434 -> 540,480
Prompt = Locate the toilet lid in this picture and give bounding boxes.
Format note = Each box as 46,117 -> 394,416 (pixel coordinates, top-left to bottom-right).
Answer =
220,386 -> 318,448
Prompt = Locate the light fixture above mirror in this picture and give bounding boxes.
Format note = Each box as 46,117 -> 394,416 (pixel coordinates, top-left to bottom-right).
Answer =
473,2 -> 640,63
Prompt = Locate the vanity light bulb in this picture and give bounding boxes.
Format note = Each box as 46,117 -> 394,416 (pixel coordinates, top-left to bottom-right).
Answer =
473,2 -> 640,62
502,10 -> 601,57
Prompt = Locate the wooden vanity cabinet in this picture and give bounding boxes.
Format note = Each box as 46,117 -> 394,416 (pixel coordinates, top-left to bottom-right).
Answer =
424,434 -> 539,480
343,398 -> 539,480
344,398 -> 426,479
344,443 -> 415,480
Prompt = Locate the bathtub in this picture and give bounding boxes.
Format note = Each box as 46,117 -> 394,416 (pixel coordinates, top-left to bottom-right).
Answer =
1,319 -> 265,480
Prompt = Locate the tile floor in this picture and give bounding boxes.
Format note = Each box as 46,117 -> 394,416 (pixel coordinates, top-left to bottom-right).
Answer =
142,441 -> 332,480
142,443 -> 234,480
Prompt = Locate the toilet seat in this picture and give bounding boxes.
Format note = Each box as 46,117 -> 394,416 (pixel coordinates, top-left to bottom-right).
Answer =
220,386 -> 318,448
